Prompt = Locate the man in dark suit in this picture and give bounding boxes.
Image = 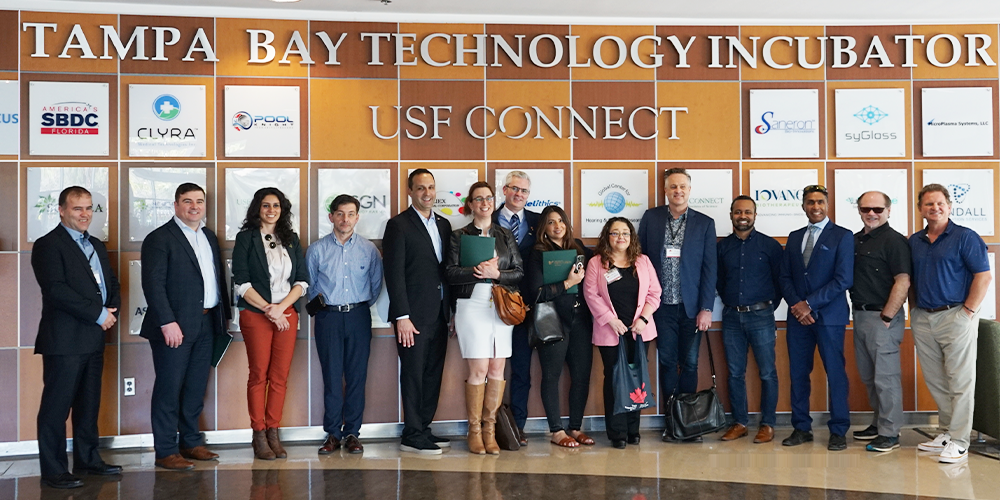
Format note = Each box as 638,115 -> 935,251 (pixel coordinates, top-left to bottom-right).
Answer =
140,183 -> 231,470
492,170 -> 539,441
637,168 -> 716,442
31,186 -> 122,489
383,169 -> 453,454
778,184 -> 853,451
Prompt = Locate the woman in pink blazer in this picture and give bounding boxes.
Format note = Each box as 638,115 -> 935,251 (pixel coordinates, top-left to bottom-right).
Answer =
584,217 -> 661,448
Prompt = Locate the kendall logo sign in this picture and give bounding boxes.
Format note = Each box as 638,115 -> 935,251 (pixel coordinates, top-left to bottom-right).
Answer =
923,169 -> 995,236
29,81 -> 109,156
835,88 -> 906,158
749,89 -> 819,159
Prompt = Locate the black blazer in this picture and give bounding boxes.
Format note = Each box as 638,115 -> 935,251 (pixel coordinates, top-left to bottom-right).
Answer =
445,222 -> 524,306
492,204 -> 540,260
524,240 -> 593,327
31,225 -> 121,356
139,220 -> 232,342
383,207 -> 452,329
231,228 -> 309,314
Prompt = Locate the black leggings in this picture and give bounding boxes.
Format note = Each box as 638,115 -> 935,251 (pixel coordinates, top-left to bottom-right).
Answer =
598,335 -> 642,441
536,314 -> 593,433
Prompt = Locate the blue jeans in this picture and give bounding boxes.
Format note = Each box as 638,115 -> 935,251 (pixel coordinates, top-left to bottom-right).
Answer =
721,306 -> 778,427
653,303 -> 700,403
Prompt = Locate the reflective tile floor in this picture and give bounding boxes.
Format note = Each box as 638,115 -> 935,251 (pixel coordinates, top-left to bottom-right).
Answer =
0,427 -> 995,500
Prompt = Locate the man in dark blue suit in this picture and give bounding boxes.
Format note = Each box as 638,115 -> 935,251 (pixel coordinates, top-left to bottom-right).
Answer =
778,184 -> 853,451
492,170 -> 539,443
141,183 -> 231,469
638,168 -> 716,442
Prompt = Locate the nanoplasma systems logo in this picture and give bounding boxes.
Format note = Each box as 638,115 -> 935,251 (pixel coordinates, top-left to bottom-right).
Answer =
39,101 -> 100,135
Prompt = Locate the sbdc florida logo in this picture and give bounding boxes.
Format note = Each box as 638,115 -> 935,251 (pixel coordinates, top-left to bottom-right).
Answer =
153,95 -> 181,121
40,102 -> 100,135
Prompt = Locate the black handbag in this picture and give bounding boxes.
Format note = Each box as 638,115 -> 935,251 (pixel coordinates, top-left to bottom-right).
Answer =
528,300 -> 566,345
665,330 -> 727,440
494,403 -> 521,451
612,333 -> 655,415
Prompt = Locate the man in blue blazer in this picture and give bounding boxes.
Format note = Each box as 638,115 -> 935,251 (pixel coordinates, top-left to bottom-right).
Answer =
778,184 -> 853,451
638,168 -> 716,442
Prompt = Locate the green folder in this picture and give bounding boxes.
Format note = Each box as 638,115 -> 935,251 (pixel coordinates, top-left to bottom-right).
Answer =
211,332 -> 234,368
543,249 -> 579,294
460,234 -> 496,267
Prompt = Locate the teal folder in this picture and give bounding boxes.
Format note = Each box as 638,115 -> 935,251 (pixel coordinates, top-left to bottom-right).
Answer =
460,234 -> 495,267
543,249 -> 579,294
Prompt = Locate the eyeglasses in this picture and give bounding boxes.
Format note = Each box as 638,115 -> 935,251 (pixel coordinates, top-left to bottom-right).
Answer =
506,185 -> 530,195
609,232 -> 631,239
803,184 -> 828,195
858,206 -> 886,214
471,196 -> 495,203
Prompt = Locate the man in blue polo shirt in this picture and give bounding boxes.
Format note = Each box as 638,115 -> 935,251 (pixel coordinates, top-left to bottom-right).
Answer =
909,183 -> 992,464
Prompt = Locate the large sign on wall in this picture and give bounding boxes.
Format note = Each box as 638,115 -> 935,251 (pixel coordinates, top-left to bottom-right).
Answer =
749,89 -> 820,159
317,168 -> 391,240
835,88 -> 906,158
128,168 -> 207,241
493,169 -> 565,212
686,169 -> 733,237
26,167 -> 110,242
29,81 -> 109,156
922,169 -> 995,236
128,84 -> 206,157
406,168 -> 479,231
224,86 -> 300,157
834,169 -> 909,235
921,87 -> 994,157
749,169 -> 817,237
579,169 -> 648,238
225,168 -> 301,240
0,81 -> 19,155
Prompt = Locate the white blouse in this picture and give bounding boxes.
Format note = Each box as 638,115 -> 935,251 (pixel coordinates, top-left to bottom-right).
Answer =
236,233 -> 308,304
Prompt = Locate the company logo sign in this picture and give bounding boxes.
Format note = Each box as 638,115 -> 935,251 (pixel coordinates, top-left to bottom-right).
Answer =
926,118 -> 990,127
854,105 -> 887,125
589,183 -> 642,214
436,190 -> 467,216
40,102 -> 100,135
231,111 -> 295,131
0,112 -> 17,124
153,95 -> 181,121
949,183 -> 971,203
753,111 -> 817,135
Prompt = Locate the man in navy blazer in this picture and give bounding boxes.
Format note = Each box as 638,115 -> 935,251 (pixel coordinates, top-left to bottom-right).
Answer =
778,184 -> 853,451
32,187 -> 121,489
140,183 -> 231,470
492,170 -> 539,440
638,168 -> 717,442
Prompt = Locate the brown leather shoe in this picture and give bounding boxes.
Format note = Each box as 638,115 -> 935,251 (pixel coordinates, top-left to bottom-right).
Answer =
344,435 -> 364,454
318,435 -> 341,454
721,423 -> 748,441
754,425 -> 775,443
265,428 -> 287,459
252,430 -> 276,460
179,446 -> 219,461
155,454 -> 194,470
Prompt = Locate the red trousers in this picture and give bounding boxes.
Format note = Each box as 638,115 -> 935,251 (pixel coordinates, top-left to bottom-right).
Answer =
240,307 -> 298,431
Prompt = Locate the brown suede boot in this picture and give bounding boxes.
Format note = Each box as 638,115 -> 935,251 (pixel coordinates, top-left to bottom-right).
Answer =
482,378 -> 506,455
252,430 -> 276,460
466,382 -> 487,455
265,428 -> 287,458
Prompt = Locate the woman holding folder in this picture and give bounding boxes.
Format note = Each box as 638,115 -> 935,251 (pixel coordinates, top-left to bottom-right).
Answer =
523,205 -> 595,448
445,181 -> 524,455
583,217 -> 661,449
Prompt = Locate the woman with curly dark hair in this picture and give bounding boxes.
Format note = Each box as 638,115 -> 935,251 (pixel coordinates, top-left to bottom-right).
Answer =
231,187 -> 309,460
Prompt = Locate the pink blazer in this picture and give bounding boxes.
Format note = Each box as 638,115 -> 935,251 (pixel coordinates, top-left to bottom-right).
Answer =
584,254 -> 662,347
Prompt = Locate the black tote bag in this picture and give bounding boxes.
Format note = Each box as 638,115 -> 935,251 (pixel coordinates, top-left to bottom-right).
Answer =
612,333 -> 655,415
665,330 -> 727,439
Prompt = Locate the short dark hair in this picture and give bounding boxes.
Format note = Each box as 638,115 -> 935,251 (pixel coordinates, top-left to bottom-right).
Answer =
408,168 -> 434,190
918,184 -> 951,205
858,190 -> 891,208
58,186 -> 91,207
175,182 -> 205,202
330,194 -> 360,213
730,194 -> 756,212
663,167 -> 691,183
463,181 -> 495,215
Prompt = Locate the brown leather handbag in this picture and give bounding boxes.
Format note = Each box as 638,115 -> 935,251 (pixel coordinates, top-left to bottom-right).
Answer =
491,284 -> 527,325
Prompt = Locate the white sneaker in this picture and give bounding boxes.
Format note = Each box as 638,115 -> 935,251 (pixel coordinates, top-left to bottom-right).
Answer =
917,433 -> 950,452
938,442 -> 968,463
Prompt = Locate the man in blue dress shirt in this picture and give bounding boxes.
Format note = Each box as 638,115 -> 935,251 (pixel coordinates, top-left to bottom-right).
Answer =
716,195 -> 782,444
909,184 -> 992,464
308,194 -> 383,455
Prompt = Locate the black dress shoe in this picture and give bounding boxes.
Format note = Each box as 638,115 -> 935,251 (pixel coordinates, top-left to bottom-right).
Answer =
41,473 -> 83,489
427,433 -> 451,448
627,434 -> 641,445
781,429 -> 814,447
611,439 -> 627,449
828,434 -> 847,451
73,463 -> 123,475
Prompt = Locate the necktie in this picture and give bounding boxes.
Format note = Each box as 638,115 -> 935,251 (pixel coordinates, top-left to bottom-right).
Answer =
803,225 -> 817,267
510,214 -> 520,244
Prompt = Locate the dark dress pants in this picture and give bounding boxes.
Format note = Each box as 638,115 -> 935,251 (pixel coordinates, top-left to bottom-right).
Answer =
396,309 -> 448,445
786,321 -> 851,436
652,304 -> 700,403
598,334 -> 642,441
149,313 -> 214,458
314,307 -> 372,439
37,351 -> 104,477
508,322 -> 532,429
536,313 -> 593,432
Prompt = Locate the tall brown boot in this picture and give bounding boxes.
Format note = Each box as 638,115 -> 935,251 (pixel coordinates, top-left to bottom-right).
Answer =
265,428 -> 287,458
482,378 -> 506,455
466,382 -> 487,455
252,430 -> 276,460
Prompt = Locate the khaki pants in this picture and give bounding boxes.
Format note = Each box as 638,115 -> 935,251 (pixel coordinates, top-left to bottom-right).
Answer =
910,307 -> 979,449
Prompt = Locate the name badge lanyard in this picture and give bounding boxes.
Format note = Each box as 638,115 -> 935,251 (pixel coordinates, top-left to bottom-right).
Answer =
665,213 -> 686,255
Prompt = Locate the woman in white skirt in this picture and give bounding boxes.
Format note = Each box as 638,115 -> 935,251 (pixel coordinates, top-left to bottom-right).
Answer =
445,181 -> 523,455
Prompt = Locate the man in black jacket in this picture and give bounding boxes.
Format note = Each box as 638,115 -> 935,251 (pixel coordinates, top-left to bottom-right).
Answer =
32,186 -> 121,489
383,169 -> 453,454
140,183 -> 231,470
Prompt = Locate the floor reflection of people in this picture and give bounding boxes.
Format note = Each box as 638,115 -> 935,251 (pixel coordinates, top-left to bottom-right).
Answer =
250,469 -> 283,500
